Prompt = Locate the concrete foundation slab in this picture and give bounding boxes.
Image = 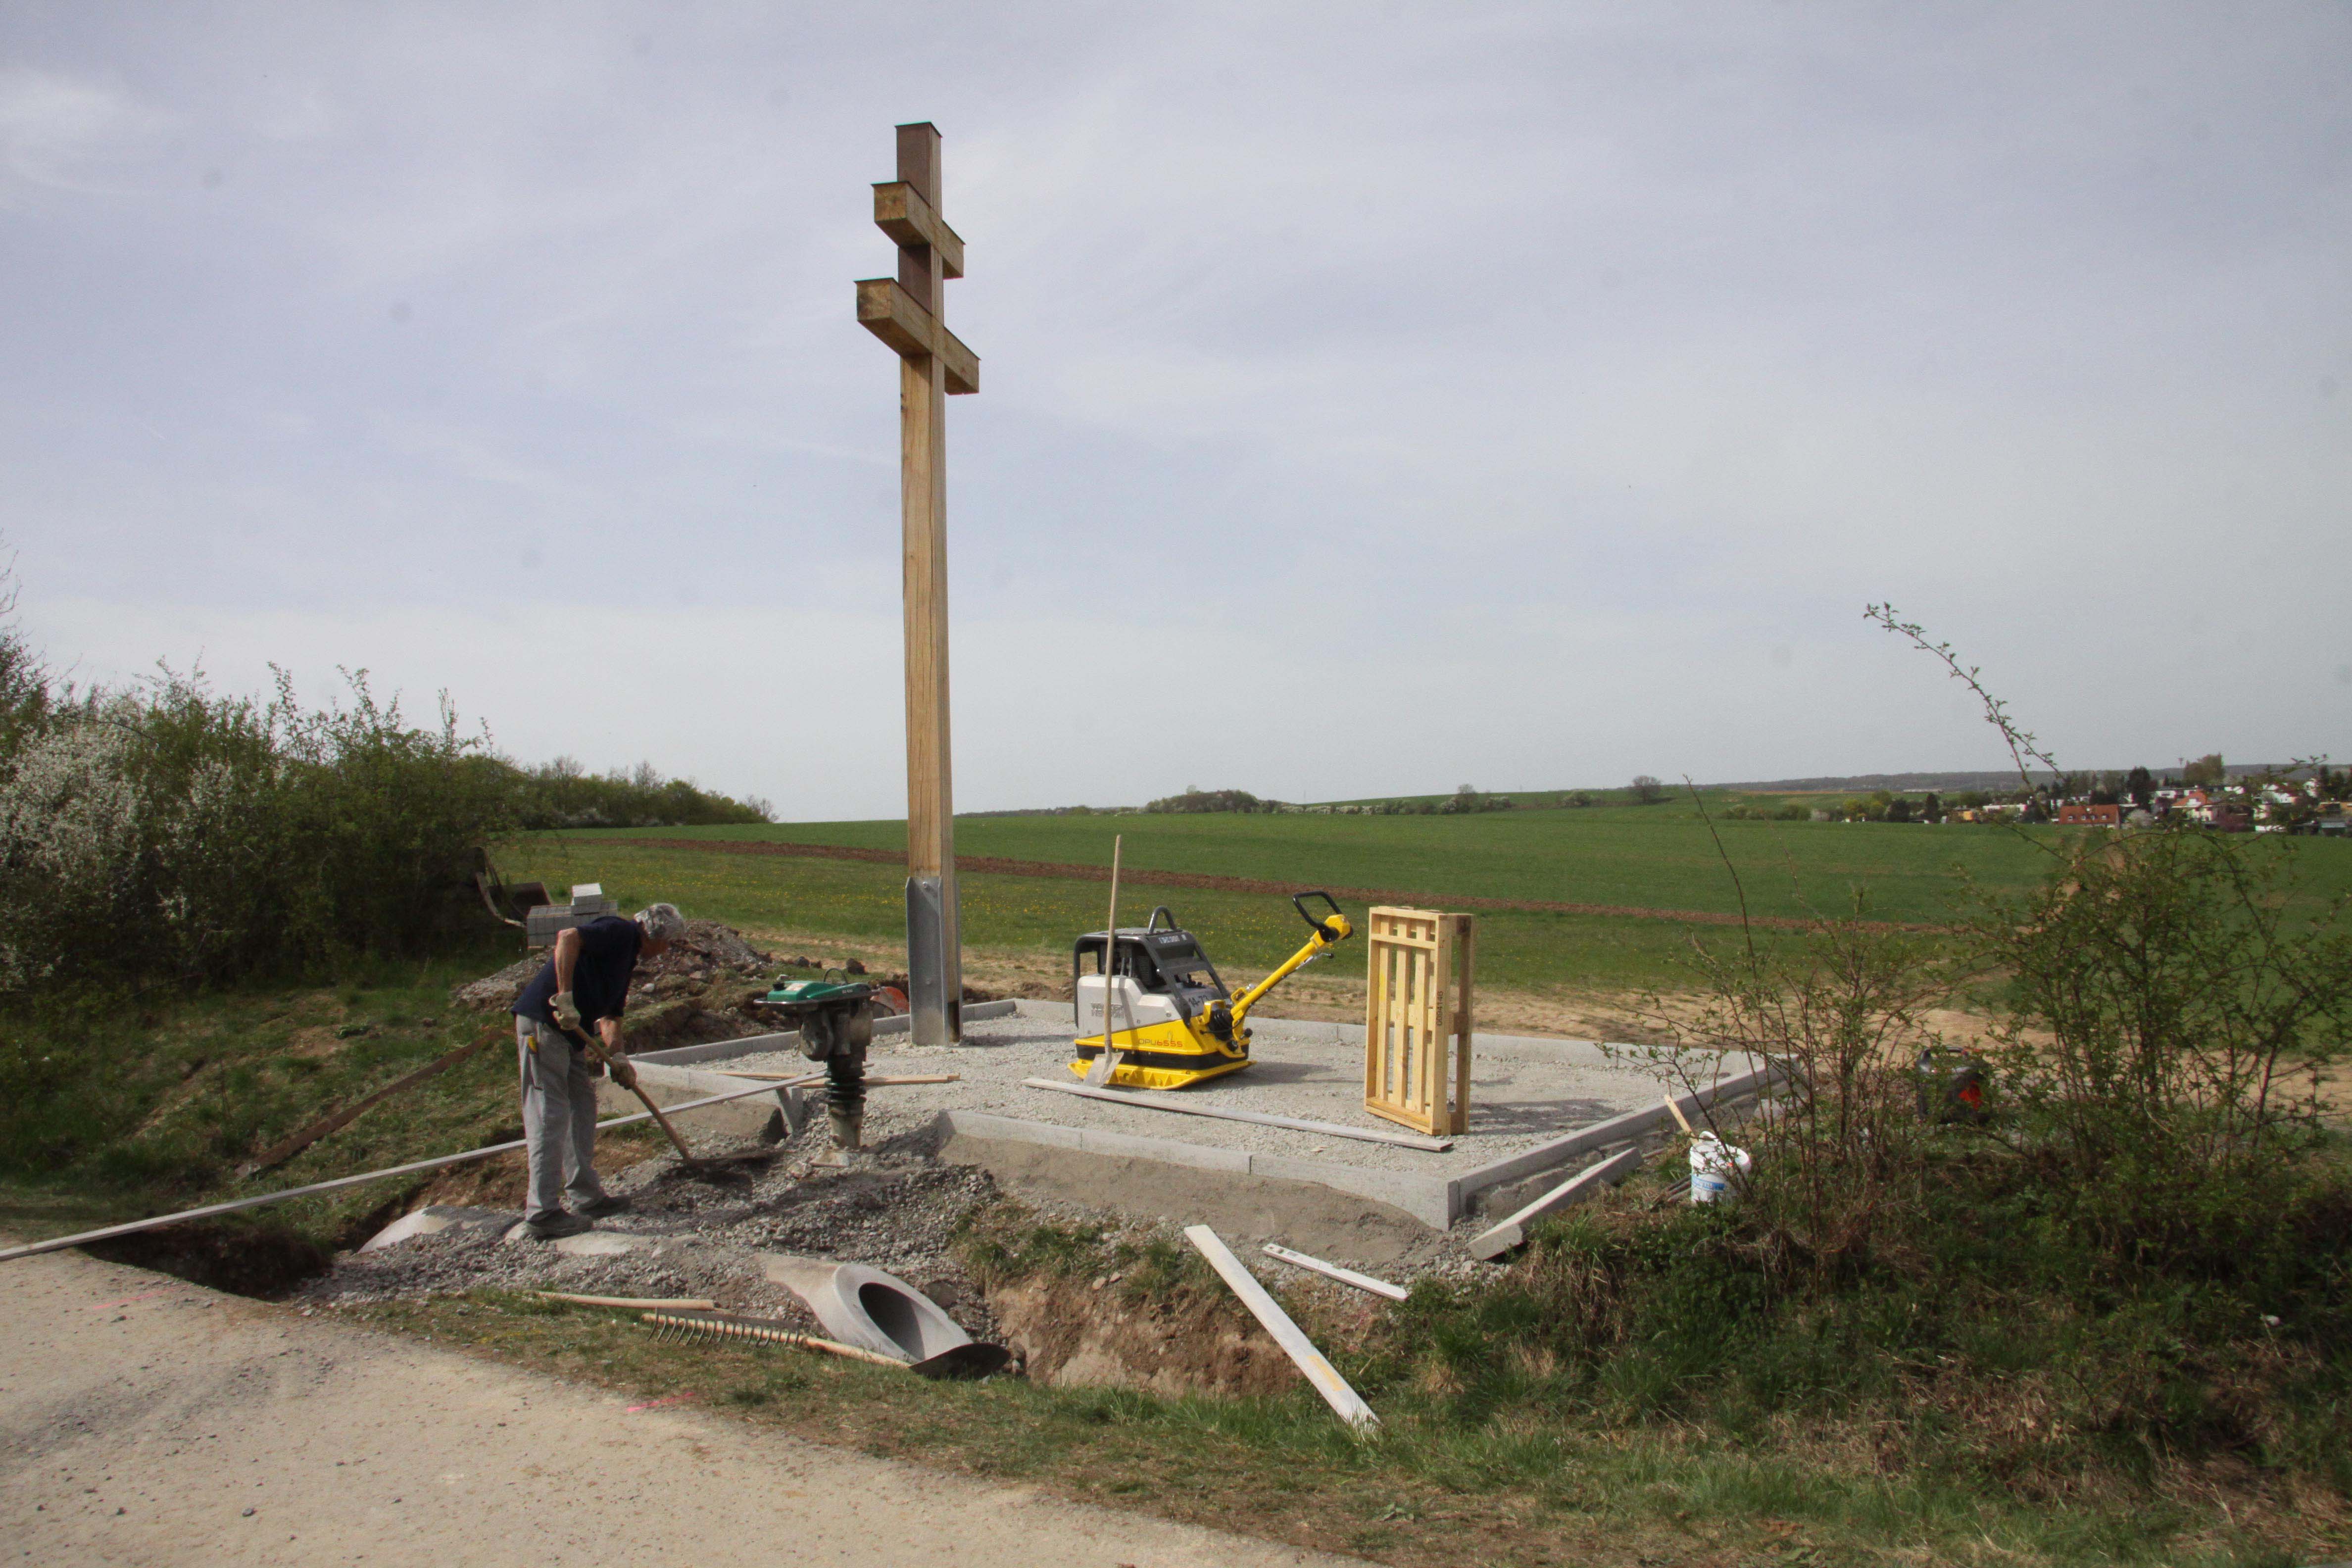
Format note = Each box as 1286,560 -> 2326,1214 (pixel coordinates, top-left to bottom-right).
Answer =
626,1001 -> 1770,1233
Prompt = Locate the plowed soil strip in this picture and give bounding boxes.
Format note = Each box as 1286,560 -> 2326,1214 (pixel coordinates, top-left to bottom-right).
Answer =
615,836 -> 1922,932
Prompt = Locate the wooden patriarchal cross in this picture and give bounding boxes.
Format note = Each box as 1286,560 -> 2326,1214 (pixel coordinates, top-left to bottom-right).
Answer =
857,122 -> 979,1046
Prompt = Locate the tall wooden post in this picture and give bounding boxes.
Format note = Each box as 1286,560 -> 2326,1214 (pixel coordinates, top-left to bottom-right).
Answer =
857,121 -> 979,1045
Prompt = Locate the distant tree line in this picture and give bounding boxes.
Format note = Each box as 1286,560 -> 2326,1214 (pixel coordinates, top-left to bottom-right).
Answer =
509,757 -> 770,830
1134,783 -> 1524,816
1145,786 -> 1285,814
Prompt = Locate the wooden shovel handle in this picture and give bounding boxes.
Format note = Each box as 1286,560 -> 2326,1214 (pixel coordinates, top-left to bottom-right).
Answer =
564,1026 -> 697,1164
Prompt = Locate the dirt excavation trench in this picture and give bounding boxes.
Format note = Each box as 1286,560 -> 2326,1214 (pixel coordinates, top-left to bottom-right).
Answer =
98,1103 -> 1410,1399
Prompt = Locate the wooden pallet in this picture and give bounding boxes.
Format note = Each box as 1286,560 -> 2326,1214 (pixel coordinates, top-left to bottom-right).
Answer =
1362,906 -> 1474,1135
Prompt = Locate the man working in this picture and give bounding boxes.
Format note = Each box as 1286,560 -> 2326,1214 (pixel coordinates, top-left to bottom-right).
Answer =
510,901 -> 688,1240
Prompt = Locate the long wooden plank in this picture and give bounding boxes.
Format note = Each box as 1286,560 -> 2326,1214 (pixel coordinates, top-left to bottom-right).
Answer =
1186,1226 -> 1378,1432
0,1078 -> 792,1266
238,1029 -> 499,1177
1262,1242 -> 1410,1302
1022,1077 -> 1453,1151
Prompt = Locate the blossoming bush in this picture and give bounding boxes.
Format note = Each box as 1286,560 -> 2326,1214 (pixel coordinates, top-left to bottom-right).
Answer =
0,664 -> 514,991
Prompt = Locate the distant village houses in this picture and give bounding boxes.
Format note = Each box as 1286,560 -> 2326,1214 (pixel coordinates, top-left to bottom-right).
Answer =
1781,762 -> 2347,834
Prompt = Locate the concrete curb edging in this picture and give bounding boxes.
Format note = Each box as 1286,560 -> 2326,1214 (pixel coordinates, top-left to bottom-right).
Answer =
635,1030 -> 800,1067
1467,1145 -> 1645,1261
1445,1064 -> 1779,1204
631,999 -> 1022,1068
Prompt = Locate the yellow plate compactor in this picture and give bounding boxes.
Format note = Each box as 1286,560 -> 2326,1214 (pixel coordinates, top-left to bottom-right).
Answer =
1069,891 -> 1352,1090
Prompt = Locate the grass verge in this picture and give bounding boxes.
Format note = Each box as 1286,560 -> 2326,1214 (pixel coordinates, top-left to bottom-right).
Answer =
0,940 -> 568,1269
328,1244 -> 2329,1568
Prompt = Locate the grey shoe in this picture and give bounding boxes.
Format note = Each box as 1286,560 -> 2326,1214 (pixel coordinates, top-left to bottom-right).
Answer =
523,1212 -> 593,1240
577,1194 -> 631,1218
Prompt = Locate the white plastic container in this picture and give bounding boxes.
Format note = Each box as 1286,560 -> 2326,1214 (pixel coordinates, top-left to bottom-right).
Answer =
1689,1132 -> 1752,1204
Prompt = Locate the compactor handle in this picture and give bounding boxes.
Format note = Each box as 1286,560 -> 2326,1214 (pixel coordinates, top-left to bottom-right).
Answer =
1145,905 -> 1177,932
1291,890 -> 1345,942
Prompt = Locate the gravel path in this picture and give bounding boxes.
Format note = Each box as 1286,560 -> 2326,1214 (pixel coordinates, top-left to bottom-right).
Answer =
4,1242 -> 1372,1568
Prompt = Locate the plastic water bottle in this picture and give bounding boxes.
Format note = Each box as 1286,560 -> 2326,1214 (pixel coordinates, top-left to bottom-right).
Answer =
1689,1132 -> 1752,1204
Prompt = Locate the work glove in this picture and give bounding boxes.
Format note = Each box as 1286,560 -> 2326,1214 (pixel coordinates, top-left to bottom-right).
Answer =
551,991 -> 582,1030
607,1052 -> 639,1091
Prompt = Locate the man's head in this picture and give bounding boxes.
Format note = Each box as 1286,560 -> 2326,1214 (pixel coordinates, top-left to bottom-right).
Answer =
636,902 -> 687,957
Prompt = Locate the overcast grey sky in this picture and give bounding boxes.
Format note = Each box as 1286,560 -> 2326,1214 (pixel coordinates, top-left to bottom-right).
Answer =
3,2 -> 2345,817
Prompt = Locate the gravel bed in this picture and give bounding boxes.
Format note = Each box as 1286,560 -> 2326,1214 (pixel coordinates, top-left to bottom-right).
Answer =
695,1012 -> 1676,1176
298,1125 -> 1010,1341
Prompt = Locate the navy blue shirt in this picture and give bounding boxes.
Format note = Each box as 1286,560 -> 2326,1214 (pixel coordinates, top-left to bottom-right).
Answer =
513,915 -> 644,1031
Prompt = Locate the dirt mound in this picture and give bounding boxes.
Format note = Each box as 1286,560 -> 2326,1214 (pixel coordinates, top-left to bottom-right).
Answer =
451,920 -> 777,1016
451,956 -> 540,1011
640,919 -> 771,979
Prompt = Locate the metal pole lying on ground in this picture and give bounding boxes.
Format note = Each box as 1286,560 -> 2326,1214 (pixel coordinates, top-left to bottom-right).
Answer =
1185,1224 -> 1379,1433
0,1078 -> 793,1266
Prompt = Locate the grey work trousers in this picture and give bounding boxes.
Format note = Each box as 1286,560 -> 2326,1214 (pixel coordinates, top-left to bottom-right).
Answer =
516,1017 -> 608,1223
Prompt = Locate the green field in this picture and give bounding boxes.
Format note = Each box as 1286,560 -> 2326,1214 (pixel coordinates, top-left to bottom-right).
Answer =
516,800 -> 2352,995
